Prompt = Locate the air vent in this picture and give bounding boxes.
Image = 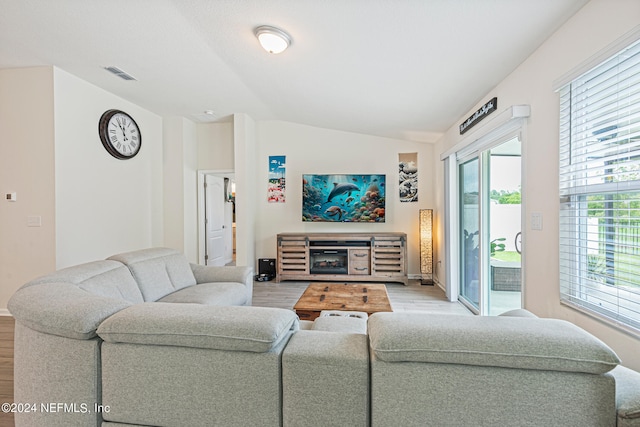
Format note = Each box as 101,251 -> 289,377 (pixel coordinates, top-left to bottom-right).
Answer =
104,66 -> 137,81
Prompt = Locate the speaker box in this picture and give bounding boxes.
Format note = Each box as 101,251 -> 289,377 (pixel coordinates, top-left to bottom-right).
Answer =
258,258 -> 276,277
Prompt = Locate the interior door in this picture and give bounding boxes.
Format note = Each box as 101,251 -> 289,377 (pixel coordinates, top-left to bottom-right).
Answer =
205,175 -> 226,266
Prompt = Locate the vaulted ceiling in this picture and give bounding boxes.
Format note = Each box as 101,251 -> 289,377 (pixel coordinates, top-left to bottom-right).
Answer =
0,0 -> 589,142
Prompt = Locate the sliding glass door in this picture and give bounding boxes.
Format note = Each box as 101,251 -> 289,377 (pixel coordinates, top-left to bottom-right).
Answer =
487,139 -> 522,315
459,157 -> 480,311
458,137 -> 522,315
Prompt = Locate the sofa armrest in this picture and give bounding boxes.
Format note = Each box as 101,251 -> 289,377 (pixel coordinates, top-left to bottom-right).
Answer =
97,302 -> 298,352
190,263 -> 252,287
611,365 -> 640,426
8,283 -> 132,340
190,263 -> 253,305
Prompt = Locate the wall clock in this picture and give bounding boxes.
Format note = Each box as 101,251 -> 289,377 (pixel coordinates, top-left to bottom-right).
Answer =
98,109 -> 142,159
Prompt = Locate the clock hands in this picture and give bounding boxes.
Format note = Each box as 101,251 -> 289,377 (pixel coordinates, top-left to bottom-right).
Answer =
117,119 -> 129,142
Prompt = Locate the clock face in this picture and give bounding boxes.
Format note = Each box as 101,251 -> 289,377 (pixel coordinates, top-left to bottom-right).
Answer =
98,109 -> 142,159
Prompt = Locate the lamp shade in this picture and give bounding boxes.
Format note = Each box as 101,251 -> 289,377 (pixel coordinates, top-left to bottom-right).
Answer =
419,209 -> 434,285
255,26 -> 291,54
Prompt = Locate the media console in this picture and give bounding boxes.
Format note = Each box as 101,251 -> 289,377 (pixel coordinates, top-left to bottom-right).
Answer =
276,232 -> 408,285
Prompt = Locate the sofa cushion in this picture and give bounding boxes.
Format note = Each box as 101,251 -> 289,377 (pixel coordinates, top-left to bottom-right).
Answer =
282,331 -> 370,427
108,248 -> 196,302
158,282 -> 249,306
97,303 -> 299,352
368,312 -> 620,374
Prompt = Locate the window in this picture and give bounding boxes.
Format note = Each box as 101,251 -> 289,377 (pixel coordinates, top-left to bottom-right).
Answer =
559,38 -> 640,334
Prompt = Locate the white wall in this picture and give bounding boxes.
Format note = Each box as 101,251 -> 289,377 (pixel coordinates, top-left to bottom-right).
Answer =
163,118 -> 185,253
54,68 -> 164,268
197,121 -> 234,171
255,120 -> 435,277
435,0 -> 640,370
234,114 -> 257,269
182,119 -> 198,263
0,67 -> 56,311
163,117 -> 199,262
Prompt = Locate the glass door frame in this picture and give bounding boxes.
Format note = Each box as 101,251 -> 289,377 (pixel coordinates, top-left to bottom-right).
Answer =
456,152 -> 492,314
446,127 -> 525,315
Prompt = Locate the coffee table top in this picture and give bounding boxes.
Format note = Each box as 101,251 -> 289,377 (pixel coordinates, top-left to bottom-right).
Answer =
294,283 -> 392,314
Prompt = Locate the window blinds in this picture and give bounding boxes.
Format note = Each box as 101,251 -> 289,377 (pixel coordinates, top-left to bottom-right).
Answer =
559,38 -> 640,334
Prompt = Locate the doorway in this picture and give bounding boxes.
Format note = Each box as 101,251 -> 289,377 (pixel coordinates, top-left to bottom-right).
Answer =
198,170 -> 236,266
458,136 -> 522,315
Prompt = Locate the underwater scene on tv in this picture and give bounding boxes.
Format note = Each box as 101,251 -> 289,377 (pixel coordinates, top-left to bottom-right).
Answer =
302,174 -> 386,222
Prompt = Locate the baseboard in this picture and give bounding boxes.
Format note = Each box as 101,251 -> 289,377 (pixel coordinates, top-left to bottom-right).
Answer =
0,309 -> 11,316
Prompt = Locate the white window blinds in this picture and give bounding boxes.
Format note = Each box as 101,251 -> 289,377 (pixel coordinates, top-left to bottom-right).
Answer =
559,38 -> 640,334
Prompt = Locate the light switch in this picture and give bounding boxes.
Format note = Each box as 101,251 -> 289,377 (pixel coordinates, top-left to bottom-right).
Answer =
531,212 -> 543,231
27,216 -> 42,227
6,193 -> 17,202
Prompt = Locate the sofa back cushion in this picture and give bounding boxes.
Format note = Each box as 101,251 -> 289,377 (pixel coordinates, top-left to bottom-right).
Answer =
108,247 -> 196,302
368,312 -> 620,374
8,260 -> 139,339
25,260 -> 143,304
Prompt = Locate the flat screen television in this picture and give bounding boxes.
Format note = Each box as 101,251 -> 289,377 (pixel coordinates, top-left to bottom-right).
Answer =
302,174 -> 386,222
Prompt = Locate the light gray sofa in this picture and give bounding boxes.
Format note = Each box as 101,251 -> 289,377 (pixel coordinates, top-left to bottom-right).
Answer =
367,311 -> 634,427
8,247 -> 259,426
8,248 -> 640,426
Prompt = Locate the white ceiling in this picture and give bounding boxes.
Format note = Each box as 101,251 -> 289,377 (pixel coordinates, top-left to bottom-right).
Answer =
0,0 -> 589,143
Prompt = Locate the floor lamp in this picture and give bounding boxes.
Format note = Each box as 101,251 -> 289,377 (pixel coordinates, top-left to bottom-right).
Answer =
419,209 -> 434,285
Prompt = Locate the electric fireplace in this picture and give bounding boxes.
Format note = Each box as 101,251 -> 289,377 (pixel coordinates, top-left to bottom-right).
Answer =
309,249 -> 348,274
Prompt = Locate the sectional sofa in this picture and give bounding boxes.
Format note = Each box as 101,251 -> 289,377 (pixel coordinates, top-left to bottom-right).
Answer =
7,247 -> 640,426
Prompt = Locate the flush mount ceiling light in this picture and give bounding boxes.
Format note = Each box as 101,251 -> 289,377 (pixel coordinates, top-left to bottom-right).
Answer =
254,25 -> 291,54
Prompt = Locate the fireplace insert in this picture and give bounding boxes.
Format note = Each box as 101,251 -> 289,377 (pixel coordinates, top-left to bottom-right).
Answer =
310,249 -> 348,274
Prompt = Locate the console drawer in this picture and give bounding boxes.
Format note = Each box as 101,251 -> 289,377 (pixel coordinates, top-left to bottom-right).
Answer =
349,249 -> 370,275
349,262 -> 370,275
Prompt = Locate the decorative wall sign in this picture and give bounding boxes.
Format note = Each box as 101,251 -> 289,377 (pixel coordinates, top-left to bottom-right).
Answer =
399,152 -> 418,203
459,97 -> 497,135
268,155 -> 286,203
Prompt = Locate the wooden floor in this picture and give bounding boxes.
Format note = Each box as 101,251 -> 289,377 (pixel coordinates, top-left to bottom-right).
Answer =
253,279 -> 472,316
0,280 -> 468,427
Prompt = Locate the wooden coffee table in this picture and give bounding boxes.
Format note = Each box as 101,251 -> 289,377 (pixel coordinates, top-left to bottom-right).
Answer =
293,283 -> 392,321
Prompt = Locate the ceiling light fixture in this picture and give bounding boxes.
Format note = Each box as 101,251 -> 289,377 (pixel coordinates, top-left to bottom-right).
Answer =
254,25 -> 291,54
